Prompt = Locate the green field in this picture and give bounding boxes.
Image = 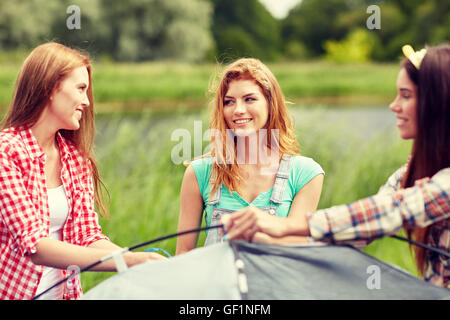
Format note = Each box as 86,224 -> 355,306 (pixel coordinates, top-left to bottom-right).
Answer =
0,60 -> 399,112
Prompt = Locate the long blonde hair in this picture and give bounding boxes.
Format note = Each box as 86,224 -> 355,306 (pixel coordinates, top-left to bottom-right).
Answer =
208,58 -> 299,197
1,42 -> 109,218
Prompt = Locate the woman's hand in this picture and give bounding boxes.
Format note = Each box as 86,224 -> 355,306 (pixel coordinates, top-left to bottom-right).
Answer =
221,205 -> 312,244
221,206 -> 286,241
250,232 -> 273,244
124,251 -> 168,267
30,238 -> 167,272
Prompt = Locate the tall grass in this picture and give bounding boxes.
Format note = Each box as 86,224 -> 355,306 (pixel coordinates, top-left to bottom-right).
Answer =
0,61 -> 398,110
81,107 -> 417,292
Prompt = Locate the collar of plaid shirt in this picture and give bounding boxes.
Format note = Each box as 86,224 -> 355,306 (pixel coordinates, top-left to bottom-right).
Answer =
18,125 -> 72,162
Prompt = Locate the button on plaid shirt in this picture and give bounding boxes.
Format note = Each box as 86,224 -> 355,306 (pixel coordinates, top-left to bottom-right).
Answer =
308,164 -> 450,289
0,126 -> 108,299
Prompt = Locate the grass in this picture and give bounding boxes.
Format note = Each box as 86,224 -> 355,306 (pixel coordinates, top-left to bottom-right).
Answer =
80,107 -> 418,292
0,58 -> 417,293
0,60 -> 398,112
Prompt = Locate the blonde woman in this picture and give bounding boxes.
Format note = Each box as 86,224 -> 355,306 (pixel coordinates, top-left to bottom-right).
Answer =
176,58 -> 324,254
0,42 -> 165,300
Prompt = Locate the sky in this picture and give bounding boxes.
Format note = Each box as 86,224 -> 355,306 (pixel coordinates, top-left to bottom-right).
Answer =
258,0 -> 302,19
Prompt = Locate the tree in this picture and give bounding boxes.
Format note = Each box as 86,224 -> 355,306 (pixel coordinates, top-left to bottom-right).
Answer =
324,29 -> 374,63
411,0 -> 450,46
0,0 -> 61,49
369,0 -> 449,60
102,0 -> 214,62
282,0 -> 353,56
0,0 -> 214,62
211,0 -> 281,61
49,0 -> 109,57
365,2 -> 409,61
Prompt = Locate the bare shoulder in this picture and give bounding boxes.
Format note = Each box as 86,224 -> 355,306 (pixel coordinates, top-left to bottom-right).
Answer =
181,164 -> 201,193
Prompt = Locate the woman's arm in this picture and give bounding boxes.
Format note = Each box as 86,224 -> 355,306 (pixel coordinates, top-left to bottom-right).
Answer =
281,173 -> 324,235
376,163 -> 408,195
175,165 -> 204,255
88,239 -> 122,251
222,174 -> 324,243
308,168 -> 450,243
29,238 -> 165,271
251,232 -> 310,245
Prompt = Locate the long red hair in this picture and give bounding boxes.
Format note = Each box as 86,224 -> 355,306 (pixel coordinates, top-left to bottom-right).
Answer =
1,42 -> 109,218
208,58 -> 300,196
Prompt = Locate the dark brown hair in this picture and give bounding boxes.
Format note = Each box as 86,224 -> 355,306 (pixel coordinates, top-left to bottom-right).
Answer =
401,43 -> 450,275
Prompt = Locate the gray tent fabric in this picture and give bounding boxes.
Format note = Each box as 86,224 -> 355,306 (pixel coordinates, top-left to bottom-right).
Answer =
236,242 -> 449,299
83,242 -> 241,300
83,241 -> 450,300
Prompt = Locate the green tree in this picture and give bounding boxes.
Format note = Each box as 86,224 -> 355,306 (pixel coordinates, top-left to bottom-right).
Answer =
367,2 -> 409,61
50,0 -> 109,57
324,28 -> 374,63
371,0 -> 449,60
102,0 -> 214,62
411,0 -> 450,45
0,0 -> 61,49
282,0 -> 353,56
281,0 -> 449,61
211,0 -> 281,61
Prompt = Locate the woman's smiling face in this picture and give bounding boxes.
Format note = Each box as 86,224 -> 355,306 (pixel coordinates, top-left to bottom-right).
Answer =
389,68 -> 418,140
223,79 -> 269,136
46,66 -> 90,131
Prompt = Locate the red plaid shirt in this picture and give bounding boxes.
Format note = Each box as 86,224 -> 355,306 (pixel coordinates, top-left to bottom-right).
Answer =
0,126 -> 108,300
308,164 -> 450,288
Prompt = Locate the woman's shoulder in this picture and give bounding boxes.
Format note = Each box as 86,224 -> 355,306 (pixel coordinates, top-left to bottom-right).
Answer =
0,127 -> 16,143
377,163 -> 408,194
0,127 -> 29,156
431,167 -> 450,189
288,155 -> 324,174
436,167 -> 450,176
189,155 -> 214,170
187,156 -> 214,196
286,155 -> 324,193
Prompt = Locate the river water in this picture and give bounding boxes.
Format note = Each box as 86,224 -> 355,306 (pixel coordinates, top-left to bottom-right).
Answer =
290,106 -> 396,141
94,106 -> 399,154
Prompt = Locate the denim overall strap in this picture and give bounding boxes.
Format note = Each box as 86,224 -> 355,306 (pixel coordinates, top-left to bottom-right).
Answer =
207,180 -> 222,206
269,154 -> 292,204
204,177 -> 223,246
204,155 -> 292,246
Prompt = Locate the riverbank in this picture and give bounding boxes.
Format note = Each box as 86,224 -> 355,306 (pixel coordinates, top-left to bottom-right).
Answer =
0,60 -> 398,112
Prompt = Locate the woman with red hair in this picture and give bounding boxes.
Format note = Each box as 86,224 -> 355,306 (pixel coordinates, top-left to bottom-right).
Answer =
0,42 -> 165,300
176,58 -> 325,254
222,44 -> 450,289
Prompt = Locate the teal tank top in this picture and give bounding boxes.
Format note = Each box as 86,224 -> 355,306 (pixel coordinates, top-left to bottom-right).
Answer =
191,155 -> 324,228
